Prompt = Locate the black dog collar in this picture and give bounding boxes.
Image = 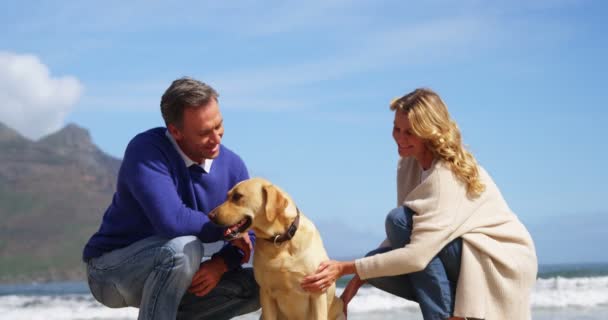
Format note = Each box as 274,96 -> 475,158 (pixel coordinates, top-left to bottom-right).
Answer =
266,208 -> 301,246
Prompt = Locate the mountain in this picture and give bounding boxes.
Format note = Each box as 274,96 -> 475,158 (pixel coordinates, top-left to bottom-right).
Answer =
0,122 -> 120,283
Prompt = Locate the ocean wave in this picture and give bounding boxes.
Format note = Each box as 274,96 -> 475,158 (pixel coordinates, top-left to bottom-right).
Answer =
339,276 -> 608,312
532,276 -> 608,308
0,295 -> 137,320
338,287 -> 419,312
341,276 -> 608,311
1,276 -> 607,319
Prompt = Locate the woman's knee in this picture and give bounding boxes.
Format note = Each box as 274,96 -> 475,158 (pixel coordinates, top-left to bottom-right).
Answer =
385,206 -> 413,229
366,274 -> 417,301
438,238 -> 463,283
385,206 -> 414,246
365,246 -> 392,258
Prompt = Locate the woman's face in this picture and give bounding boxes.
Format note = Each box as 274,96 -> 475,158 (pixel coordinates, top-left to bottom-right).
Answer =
392,111 -> 427,159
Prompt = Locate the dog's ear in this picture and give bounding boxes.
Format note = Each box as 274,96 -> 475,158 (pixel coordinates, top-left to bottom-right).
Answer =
263,184 -> 288,222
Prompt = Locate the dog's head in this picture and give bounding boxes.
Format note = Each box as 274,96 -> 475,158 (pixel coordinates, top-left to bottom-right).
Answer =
208,177 -> 298,240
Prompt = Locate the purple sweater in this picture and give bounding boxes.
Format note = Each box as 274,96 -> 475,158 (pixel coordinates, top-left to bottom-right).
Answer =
82,127 -> 252,270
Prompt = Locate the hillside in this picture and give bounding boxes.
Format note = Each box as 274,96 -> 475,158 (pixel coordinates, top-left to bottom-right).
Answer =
0,122 -> 120,283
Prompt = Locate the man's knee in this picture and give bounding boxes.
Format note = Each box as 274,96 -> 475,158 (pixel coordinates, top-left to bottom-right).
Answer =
238,273 -> 261,314
232,268 -> 261,314
159,236 -> 203,279
220,267 -> 259,298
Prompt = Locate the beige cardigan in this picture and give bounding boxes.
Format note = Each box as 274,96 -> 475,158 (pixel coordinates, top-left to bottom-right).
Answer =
355,158 -> 537,319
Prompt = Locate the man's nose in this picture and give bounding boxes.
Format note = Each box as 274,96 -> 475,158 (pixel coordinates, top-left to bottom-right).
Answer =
210,130 -> 222,144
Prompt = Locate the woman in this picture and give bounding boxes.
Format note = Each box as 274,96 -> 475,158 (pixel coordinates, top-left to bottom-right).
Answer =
301,88 -> 537,320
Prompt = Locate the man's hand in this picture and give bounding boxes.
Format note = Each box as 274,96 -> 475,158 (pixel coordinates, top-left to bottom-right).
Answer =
188,256 -> 227,297
230,232 -> 253,263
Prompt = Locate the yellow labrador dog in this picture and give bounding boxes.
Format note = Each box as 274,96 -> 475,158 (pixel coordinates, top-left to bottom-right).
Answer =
209,178 -> 345,320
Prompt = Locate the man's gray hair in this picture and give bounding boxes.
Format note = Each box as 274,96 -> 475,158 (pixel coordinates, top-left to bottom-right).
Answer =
160,77 -> 219,127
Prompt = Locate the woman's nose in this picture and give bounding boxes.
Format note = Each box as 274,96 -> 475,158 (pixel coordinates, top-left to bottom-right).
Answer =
395,133 -> 408,144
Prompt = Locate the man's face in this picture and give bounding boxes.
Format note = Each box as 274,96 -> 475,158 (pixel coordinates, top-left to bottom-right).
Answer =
168,99 -> 224,163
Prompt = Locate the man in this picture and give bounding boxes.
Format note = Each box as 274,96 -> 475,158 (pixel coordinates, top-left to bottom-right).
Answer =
83,77 -> 260,319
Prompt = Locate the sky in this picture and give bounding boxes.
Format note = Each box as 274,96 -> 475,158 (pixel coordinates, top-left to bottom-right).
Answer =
1,0 -> 607,264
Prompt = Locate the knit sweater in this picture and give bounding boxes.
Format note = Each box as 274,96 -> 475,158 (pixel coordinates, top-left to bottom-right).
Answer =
355,157 -> 537,319
82,127 -> 252,270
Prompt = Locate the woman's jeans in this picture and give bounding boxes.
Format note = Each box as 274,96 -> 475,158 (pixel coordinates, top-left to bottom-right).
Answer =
86,236 -> 260,320
365,206 -> 462,320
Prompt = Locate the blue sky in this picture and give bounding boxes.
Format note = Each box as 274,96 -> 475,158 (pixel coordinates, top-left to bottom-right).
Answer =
1,0 -> 607,264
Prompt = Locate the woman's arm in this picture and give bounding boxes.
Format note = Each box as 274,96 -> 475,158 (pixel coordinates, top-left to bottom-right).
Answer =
300,260 -> 356,292
341,274 -> 366,315
301,260 -> 366,316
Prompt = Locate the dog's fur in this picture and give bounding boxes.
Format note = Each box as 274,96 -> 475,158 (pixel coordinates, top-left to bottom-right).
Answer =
209,178 -> 345,320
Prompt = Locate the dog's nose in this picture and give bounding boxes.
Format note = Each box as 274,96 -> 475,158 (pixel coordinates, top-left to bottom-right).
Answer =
208,210 -> 217,220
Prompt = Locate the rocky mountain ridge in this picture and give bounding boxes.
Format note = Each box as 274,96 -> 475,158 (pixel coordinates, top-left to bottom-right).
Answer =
0,121 -> 120,283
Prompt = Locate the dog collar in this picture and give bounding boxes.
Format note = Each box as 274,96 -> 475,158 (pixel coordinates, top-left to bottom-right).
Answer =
266,207 -> 301,246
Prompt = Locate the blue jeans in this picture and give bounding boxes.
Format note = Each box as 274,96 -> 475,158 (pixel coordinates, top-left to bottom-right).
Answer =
86,236 -> 260,320
365,206 -> 462,320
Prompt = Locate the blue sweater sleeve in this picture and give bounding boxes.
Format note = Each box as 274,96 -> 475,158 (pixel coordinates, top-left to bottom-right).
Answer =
122,138 -> 215,239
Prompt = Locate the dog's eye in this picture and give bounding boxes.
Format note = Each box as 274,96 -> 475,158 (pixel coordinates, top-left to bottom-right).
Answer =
231,193 -> 242,202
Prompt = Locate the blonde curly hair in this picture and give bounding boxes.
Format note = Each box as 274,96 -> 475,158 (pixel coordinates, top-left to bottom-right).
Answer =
390,88 -> 485,198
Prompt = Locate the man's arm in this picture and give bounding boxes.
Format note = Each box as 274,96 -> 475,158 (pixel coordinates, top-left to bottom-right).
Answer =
122,138 -> 221,241
189,255 -> 228,297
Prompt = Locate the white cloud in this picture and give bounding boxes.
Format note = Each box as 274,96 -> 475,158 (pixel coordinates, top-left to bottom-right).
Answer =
0,52 -> 82,140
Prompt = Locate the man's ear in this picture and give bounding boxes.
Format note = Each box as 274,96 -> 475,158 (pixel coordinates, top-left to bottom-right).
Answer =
167,123 -> 182,141
263,184 -> 288,222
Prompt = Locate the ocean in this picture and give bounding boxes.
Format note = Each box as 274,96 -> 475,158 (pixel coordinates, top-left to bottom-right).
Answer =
1,263 -> 607,320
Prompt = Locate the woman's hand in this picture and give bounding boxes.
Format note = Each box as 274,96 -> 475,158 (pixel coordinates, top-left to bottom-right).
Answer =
300,260 -> 355,293
340,274 -> 365,316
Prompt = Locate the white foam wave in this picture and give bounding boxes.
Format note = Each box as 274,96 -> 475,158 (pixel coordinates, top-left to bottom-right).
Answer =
1,276 -> 606,319
338,276 -> 608,312
532,276 -> 608,308
337,277 -> 608,312
0,295 -> 137,320
336,287 -> 419,312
